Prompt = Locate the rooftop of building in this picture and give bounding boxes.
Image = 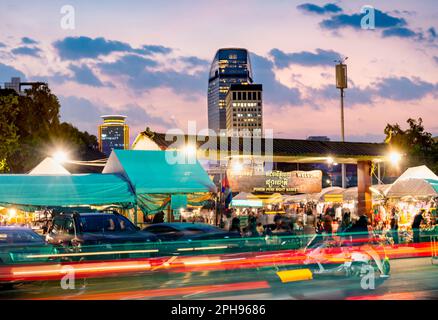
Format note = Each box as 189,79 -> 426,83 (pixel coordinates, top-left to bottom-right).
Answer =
133,128 -> 391,164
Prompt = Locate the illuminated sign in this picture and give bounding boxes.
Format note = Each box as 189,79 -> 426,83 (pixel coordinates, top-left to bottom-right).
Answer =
227,170 -> 322,194
231,199 -> 263,207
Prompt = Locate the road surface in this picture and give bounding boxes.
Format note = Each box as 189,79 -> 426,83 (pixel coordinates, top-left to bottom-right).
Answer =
0,257 -> 437,300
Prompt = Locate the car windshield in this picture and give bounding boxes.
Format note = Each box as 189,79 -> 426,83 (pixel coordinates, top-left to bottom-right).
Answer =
0,230 -> 44,244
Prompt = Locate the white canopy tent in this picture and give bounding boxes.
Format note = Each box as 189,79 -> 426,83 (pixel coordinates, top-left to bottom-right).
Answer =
29,157 -> 71,175
392,165 -> 438,182
385,179 -> 438,198
314,187 -> 345,202
283,187 -> 345,203
231,192 -> 284,207
342,184 -> 390,201
385,165 -> 438,198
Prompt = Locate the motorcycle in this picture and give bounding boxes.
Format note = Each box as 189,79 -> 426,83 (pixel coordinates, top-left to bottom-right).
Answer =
301,233 -> 390,279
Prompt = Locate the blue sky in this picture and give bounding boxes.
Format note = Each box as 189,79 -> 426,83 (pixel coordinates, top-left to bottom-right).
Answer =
1,0 -> 437,142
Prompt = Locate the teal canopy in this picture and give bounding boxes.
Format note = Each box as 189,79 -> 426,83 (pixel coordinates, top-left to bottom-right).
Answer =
426,179 -> 438,194
104,150 -> 217,194
0,174 -> 135,207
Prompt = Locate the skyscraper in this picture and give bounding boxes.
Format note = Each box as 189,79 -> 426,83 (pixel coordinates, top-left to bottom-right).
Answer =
207,48 -> 253,133
225,84 -> 263,137
98,115 -> 130,157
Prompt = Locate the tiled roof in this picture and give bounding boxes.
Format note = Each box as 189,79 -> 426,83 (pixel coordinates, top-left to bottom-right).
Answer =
140,131 -> 389,158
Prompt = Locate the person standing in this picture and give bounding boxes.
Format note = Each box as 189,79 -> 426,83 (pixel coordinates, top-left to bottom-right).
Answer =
323,214 -> 333,236
229,216 -> 241,235
412,209 -> 425,244
338,211 -> 351,235
152,211 -> 165,224
245,215 -> 259,237
256,222 -> 265,236
346,215 -> 369,244
303,209 -> 316,237
390,207 -> 399,244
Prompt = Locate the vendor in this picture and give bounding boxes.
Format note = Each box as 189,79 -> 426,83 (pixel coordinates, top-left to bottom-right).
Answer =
412,209 -> 425,243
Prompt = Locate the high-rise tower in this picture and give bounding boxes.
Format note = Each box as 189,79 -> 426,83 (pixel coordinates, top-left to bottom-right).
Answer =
98,115 -> 130,157
207,48 -> 253,133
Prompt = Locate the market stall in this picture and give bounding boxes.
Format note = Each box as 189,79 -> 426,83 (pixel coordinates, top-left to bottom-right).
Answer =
382,166 -> 438,241
0,173 -> 136,227
103,150 -> 217,223
28,157 -> 71,175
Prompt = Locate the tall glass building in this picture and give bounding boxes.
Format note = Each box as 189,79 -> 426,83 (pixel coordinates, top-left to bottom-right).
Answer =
98,115 -> 130,157
208,48 -> 253,133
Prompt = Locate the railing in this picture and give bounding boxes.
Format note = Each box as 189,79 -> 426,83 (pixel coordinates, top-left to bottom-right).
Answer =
2,229 -> 436,266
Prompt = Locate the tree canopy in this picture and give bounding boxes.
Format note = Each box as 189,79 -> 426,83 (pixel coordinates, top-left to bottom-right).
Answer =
0,85 -> 104,173
384,118 -> 438,173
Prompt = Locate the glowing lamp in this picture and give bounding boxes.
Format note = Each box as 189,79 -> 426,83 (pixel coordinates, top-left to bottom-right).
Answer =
232,162 -> 243,173
389,152 -> 402,165
7,208 -> 17,219
53,151 -> 68,163
183,144 -> 197,156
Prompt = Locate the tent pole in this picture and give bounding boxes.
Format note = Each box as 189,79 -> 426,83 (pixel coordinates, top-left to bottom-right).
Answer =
133,202 -> 138,226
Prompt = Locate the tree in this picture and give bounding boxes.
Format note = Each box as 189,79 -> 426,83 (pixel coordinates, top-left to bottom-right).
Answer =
384,118 -> 438,173
0,85 -> 104,173
0,94 -> 20,172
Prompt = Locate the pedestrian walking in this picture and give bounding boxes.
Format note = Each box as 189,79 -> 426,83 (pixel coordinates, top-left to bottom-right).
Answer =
152,211 -> 164,224
303,209 -> 316,237
346,215 -> 369,245
338,211 -> 351,235
412,209 -> 425,244
390,207 -> 399,244
229,216 -> 241,235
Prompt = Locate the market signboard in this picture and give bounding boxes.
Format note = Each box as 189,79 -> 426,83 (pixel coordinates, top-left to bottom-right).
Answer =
324,194 -> 343,203
227,170 -> 322,194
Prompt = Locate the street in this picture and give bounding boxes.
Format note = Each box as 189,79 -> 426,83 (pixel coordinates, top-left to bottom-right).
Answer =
1,257 -> 437,300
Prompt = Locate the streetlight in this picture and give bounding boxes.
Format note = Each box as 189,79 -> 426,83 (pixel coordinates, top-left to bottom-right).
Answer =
389,152 -> 402,166
183,144 -> 197,156
7,208 -> 17,224
335,57 -> 348,188
231,161 -> 243,173
53,151 -> 68,163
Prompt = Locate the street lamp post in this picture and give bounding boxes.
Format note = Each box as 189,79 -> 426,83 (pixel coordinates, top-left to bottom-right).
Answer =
335,57 -> 348,189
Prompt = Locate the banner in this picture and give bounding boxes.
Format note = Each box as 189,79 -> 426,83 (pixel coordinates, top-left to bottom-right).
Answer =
227,170 -> 322,194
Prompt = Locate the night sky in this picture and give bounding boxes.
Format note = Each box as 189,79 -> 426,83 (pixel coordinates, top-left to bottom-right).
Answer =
1,0 -> 437,142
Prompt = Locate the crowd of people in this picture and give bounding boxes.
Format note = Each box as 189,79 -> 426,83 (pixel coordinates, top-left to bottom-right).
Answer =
219,201 -> 438,244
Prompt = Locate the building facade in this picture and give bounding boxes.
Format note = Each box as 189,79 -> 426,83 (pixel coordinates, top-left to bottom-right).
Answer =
307,136 -> 331,142
207,48 -> 253,133
3,77 -> 46,95
98,115 -> 130,157
225,84 -> 263,137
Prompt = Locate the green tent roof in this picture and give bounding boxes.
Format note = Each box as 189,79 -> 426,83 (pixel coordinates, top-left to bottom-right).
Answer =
0,174 -> 135,207
104,150 -> 217,194
426,179 -> 438,193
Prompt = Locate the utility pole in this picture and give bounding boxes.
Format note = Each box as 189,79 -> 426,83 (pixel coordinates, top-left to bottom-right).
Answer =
335,57 -> 348,188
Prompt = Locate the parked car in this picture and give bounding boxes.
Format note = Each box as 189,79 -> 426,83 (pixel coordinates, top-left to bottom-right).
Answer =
0,226 -> 57,265
142,222 -> 241,242
45,212 -> 158,249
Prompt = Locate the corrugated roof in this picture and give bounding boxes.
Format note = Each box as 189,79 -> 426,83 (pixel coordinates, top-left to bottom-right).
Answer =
140,131 -> 389,158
